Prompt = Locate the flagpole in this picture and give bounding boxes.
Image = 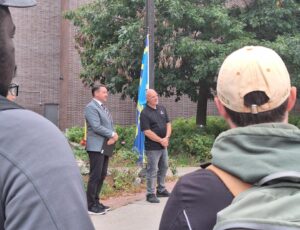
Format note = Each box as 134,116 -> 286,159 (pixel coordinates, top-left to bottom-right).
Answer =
146,0 -> 155,89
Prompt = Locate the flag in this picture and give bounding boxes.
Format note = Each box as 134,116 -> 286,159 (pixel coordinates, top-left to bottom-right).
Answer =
133,35 -> 149,163
80,121 -> 87,146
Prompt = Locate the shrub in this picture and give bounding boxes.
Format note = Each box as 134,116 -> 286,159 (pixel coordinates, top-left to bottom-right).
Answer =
73,146 -> 88,162
205,116 -> 229,137
110,168 -> 139,191
67,116 -> 228,166
169,117 -> 200,155
66,126 -> 84,143
110,148 -> 139,167
289,115 -> 300,128
115,125 -> 136,151
183,134 -> 214,162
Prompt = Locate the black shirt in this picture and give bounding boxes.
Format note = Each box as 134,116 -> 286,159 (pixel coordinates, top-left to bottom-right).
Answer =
159,169 -> 233,230
140,104 -> 170,150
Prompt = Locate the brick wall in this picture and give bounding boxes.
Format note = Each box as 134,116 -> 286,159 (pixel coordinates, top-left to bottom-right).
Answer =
10,2 -> 61,116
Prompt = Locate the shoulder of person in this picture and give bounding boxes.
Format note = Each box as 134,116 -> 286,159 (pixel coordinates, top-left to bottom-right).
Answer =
141,106 -> 149,115
157,104 -> 167,111
85,100 -> 94,108
176,168 -> 226,194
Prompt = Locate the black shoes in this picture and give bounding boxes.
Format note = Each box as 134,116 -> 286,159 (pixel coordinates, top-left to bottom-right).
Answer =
156,189 -> 170,197
147,189 -> 170,203
99,202 -> 111,211
88,204 -> 106,215
146,194 -> 160,203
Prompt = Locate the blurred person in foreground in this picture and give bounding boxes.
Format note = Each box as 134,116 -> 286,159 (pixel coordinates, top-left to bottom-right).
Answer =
159,46 -> 299,229
0,1 -> 94,229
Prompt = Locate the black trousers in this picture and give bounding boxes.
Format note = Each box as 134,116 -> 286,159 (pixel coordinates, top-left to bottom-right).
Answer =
86,151 -> 109,209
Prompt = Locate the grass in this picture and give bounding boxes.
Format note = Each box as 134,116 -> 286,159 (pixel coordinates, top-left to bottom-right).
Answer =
170,153 -> 199,167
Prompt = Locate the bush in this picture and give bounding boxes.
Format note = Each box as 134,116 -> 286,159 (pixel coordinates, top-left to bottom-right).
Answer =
73,146 -> 88,162
110,168 -> 139,191
114,125 -> 136,151
66,126 -> 84,143
205,116 -> 229,137
183,134 -> 214,162
66,116 -> 228,165
289,115 -> 300,128
168,117 -> 226,163
110,148 -> 139,167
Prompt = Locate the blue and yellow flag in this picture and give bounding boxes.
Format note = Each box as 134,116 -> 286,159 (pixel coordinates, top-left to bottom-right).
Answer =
133,35 -> 149,163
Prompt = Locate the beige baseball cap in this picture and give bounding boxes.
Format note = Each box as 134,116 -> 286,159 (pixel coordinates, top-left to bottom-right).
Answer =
217,46 -> 291,113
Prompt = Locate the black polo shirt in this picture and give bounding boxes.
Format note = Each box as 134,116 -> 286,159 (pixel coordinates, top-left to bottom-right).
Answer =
140,104 -> 170,151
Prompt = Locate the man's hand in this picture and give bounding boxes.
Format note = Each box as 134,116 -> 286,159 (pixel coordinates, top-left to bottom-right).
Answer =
112,133 -> 119,142
160,137 -> 169,148
107,138 -> 115,145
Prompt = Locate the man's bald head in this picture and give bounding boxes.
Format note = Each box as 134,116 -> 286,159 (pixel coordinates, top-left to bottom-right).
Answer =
146,89 -> 159,108
146,89 -> 157,99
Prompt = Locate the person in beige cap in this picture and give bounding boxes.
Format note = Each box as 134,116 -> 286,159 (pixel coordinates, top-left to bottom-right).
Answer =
0,1 -> 94,229
160,46 -> 299,230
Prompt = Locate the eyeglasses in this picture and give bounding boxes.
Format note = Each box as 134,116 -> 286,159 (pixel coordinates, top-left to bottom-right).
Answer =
8,83 -> 19,96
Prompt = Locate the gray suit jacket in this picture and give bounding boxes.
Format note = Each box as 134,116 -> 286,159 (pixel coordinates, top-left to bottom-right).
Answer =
85,99 -> 114,152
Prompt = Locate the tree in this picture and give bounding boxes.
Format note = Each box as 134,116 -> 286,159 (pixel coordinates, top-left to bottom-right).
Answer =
65,0 -> 300,125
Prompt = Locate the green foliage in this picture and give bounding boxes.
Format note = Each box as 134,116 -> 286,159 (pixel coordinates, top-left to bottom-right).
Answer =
110,168 -> 139,191
64,0 -> 245,125
289,115 -> 300,128
65,0 -> 300,125
110,148 -> 139,167
66,126 -> 84,143
183,134 -> 214,162
100,181 -> 115,197
168,158 -> 178,176
66,117 -> 228,165
169,116 -> 227,163
114,125 -> 136,151
73,146 -> 88,162
205,116 -> 229,137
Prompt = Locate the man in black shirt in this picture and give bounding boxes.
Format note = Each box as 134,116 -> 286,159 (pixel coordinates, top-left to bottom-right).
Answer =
140,89 -> 172,203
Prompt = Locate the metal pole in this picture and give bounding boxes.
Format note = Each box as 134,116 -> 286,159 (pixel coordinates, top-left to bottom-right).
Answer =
146,0 -> 155,89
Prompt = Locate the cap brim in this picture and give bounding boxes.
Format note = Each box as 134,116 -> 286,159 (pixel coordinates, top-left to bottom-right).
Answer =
0,0 -> 36,8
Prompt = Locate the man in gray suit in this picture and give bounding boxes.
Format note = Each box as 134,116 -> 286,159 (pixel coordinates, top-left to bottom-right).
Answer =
85,84 -> 118,215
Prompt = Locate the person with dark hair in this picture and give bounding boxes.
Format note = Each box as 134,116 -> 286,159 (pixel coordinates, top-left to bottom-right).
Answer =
85,84 -> 118,214
0,1 -> 94,229
159,46 -> 299,229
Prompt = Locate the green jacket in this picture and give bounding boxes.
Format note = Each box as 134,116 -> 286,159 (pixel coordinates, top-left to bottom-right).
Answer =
211,123 -> 300,230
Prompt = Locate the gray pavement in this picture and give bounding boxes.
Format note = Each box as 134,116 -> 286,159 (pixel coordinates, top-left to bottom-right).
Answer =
90,198 -> 169,230
90,167 -> 199,230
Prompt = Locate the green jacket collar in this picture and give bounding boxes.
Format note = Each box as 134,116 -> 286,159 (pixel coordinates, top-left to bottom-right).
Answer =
212,123 -> 300,183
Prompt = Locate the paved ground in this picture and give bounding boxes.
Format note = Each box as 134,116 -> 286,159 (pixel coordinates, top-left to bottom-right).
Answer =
90,167 -> 198,230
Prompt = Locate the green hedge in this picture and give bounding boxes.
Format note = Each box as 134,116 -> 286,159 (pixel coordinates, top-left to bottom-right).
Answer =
66,126 -> 84,143
66,116 -> 228,163
67,115 -> 300,165
289,115 -> 300,128
168,117 -> 228,162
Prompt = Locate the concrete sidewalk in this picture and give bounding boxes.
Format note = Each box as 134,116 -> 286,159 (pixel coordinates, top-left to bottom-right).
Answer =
90,167 -> 199,230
